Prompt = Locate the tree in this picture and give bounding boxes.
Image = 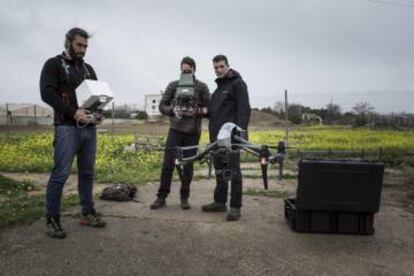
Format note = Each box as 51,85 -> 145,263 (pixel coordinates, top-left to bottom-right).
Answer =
272,101 -> 286,119
272,101 -> 285,113
325,102 -> 342,124
352,102 -> 375,126
287,103 -> 311,123
135,110 -> 148,120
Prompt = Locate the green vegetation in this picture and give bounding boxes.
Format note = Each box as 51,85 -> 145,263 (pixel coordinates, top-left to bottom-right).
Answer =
0,175 -> 79,229
0,133 -> 163,184
1,126 -> 414,228
2,126 -> 414,180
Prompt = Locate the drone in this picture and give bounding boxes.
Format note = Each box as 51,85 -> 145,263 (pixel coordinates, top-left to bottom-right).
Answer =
174,122 -> 286,190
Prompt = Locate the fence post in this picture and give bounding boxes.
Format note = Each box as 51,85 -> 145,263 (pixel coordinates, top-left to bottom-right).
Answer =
6,103 -> 10,125
112,101 -> 115,134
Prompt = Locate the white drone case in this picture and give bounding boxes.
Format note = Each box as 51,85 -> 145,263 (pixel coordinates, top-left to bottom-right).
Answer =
76,80 -> 114,110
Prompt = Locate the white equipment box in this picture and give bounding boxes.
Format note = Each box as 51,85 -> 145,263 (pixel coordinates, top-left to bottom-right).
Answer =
76,80 -> 114,110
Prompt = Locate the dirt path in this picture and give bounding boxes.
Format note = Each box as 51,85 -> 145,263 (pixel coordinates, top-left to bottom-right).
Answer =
0,170 -> 414,275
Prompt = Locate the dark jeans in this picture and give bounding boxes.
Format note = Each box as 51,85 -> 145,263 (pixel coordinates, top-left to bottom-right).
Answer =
213,152 -> 243,208
46,125 -> 96,217
157,128 -> 200,199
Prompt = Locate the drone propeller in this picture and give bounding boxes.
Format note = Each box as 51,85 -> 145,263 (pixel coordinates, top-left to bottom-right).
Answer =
260,145 -> 270,190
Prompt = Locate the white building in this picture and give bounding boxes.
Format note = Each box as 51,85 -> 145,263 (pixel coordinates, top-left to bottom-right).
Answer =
144,94 -> 163,122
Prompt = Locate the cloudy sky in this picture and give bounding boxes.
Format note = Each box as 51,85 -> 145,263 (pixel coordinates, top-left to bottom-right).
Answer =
1,0 -> 414,113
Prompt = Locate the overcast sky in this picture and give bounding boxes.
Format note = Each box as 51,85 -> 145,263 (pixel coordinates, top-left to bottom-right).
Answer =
1,0 -> 414,113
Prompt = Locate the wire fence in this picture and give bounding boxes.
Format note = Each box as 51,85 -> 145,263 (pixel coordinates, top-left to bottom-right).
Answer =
0,104 -> 53,126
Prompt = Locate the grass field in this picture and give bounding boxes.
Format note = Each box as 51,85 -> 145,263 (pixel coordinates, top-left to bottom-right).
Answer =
1,125 -> 413,177
1,125 -> 414,228
0,174 -> 79,228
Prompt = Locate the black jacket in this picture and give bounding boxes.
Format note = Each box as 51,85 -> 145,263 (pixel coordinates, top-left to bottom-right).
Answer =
40,53 -> 97,125
208,69 -> 251,141
159,78 -> 210,134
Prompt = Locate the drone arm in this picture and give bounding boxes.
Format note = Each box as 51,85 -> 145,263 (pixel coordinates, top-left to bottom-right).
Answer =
238,145 -> 261,157
176,141 -> 218,165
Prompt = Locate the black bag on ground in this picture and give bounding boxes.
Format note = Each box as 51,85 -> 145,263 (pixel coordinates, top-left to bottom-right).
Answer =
100,184 -> 138,201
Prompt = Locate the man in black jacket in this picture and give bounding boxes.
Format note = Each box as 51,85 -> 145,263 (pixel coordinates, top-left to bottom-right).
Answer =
150,57 -> 210,210
40,28 -> 105,239
201,54 -> 251,221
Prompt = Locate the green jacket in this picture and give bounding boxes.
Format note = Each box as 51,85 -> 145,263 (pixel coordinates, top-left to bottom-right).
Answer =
159,78 -> 210,134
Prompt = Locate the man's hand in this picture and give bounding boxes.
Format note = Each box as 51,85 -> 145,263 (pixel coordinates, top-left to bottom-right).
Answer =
194,107 -> 208,117
73,108 -> 90,123
173,106 -> 183,119
200,107 -> 208,116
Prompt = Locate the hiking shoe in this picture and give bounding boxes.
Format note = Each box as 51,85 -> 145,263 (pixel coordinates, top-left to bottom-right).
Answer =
180,198 -> 191,210
201,202 -> 227,212
80,210 -> 106,228
150,197 -> 166,209
227,208 -> 241,221
46,216 -> 66,239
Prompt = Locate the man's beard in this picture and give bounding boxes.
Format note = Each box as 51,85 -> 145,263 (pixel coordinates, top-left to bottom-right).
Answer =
68,45 -> 85,61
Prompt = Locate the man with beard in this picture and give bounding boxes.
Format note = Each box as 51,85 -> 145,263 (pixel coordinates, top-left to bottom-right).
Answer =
201,54 -> 251,221
40,27 -> 106,239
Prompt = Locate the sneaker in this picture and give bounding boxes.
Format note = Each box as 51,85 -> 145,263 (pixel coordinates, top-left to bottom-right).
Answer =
80,210 -> 106,228
227,208 -> 241,221
180,198 -> 191,210
150,197 -> 166,209
46,216 -> 66,239
201,202 -> 227,212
